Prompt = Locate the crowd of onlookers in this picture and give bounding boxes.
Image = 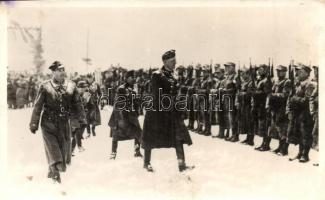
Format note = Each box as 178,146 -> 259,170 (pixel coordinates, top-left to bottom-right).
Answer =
7,72 -> 45,109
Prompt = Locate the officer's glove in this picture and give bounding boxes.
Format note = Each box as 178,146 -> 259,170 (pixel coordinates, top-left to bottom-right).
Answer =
30,123 -> 38,134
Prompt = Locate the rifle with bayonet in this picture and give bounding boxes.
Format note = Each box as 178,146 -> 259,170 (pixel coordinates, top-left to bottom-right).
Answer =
289,60 -> 295,97
249,58 -> 256,89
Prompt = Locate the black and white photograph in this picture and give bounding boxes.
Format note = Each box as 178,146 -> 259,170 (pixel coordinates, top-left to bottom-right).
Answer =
0,0 -> 324,200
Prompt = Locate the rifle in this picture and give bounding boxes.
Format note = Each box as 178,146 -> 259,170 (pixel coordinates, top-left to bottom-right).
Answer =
249,58 -> 256,89
270,58 -> 274,78
236,61 -> 242,91
289,60 -> 295,97
266,58 -> 272,91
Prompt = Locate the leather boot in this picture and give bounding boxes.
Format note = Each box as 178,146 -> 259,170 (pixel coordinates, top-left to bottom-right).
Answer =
178,159 -> 195,172
299,146 -> 310,163
203,126 -> 211,136
230,134 -> 239,142
109,152 -> 117,160
216,127 -> 225,139
246,134 -> 255,146
278,140 -> 289,156
259,137 -> 271,151
49,164 -> 61,183
91,126 -> 96,136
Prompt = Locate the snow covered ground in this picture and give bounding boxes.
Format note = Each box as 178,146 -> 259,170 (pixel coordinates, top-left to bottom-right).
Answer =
2,107 -> 323,200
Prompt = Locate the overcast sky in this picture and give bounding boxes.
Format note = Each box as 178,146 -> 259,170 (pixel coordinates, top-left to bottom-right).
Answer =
6,1 -> 324,73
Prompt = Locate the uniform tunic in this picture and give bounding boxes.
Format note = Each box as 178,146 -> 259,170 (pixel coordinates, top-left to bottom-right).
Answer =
267,78 -> 291,139
236,80 -> 254,135
88,82 -> 102,126
251,76 -> 272,137
286,79 -> 314,146
30,79 -> 85,170
218,73 -> 237,129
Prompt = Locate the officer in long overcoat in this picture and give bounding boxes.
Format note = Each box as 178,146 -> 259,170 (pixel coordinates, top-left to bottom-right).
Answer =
142,50 -> 193,172
108,70 -> 143,159
29,61 -> 86,183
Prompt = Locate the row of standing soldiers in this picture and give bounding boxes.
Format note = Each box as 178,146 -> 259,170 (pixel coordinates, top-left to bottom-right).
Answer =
100,67 -> 155,112
105,62 -> 318,162
171,62 -> 318,163
101,62 -> 318,164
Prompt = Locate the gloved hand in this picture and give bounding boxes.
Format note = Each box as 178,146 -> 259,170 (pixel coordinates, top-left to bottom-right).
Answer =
30,124 -> 38,134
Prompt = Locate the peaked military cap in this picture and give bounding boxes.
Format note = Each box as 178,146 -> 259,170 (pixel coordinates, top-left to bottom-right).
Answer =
77,80 -> 89,88
49,61 -> 64,71
224,62 -> 236,67
276,65 -> 287,71
296,63 -> 311,73
258,64 -> 269,70
162,49 -> 176,61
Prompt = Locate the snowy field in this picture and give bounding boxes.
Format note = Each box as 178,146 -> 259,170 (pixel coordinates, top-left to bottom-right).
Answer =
2,107 -> 323,200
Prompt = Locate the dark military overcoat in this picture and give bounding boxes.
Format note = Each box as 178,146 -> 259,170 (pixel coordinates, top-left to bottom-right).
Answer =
30,79 -> 85,171
142,67 -> 192,149
108,84 -> 142,141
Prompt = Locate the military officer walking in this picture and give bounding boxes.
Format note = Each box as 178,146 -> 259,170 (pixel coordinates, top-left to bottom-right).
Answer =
108,70 -> 143,159
29,61 -> 86,183
142,50 -> 193,172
